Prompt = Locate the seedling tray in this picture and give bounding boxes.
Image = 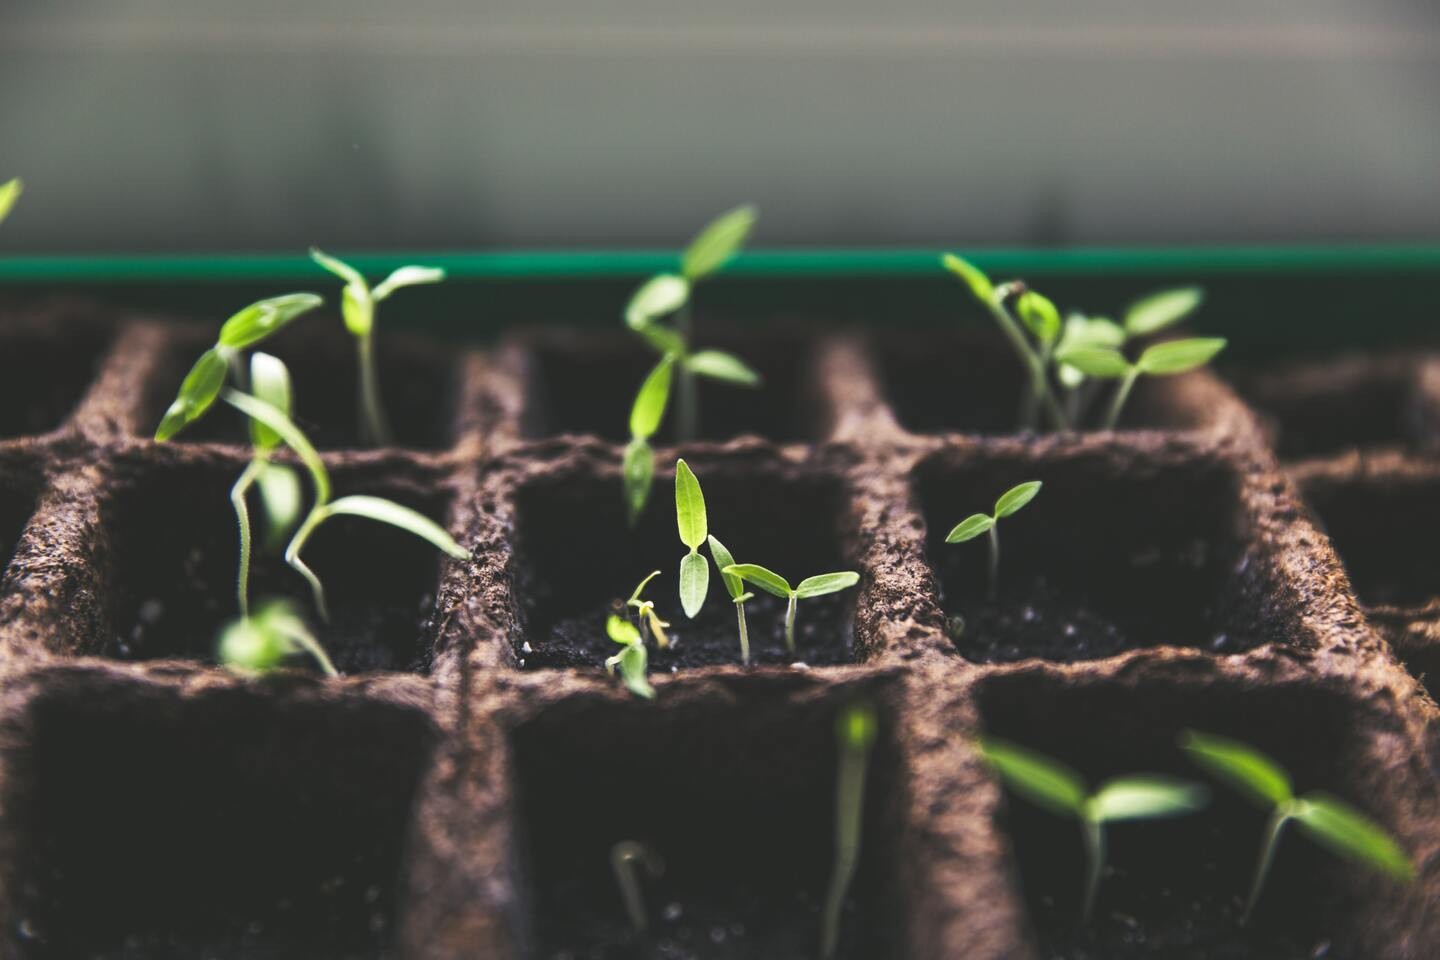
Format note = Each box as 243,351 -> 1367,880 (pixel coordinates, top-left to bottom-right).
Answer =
0,248 -> 1438,959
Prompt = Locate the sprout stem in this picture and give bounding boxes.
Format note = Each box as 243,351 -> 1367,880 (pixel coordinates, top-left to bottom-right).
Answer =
357,331 -> 393,446
820,702 -> 877,959
1242,806 -> 1291,925
675,303 -> 698,442
1104,368 -> 1141,431
735,598 -> 750,665
230,459 -> 265,618
285,509 -> 331,623
610,841 -> 659,936
986,524 -> 1000,601
1081,815 -> 1105,923
784,591 -> 798,654
984,296 -> 1067,432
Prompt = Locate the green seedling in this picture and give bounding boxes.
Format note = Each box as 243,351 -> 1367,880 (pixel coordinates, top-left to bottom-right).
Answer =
820,700 -> 878,960
674,459 -> 711,618
0,178 -> 21,226
218,597 -> 337,677
1057,336 -> 1226,431
706,534 -> 754,664
626,570 -> 672,649
945,481 -> 1042,601
1181,730 -> 1412,924
222,389 -> 467,624
622,207 -> 759,503
610,840 -> 664,935
980,736 -> 1209,922
721,564 -> 860,655
623,354 -> 675,524
310,248 -> 445,446
605,614 -> 655,700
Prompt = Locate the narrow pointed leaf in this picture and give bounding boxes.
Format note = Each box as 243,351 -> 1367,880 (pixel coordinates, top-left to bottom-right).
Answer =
994,481 -> 1042,518
309,247 -> 366,286
248,352 -> 293,451
1293,794 -> 1412,880
795,571 -> 860,599
630,356 -> 675,439
1089,776 -> 1209,822
682,205 -> 756,280
625,274 -> 690,330
218,293 -> 324,349
255,463 -> 303,547
1059,314 -> 1125,352
945,513 -> 994,544
155,348 -> 229,440
0,178 -> 20,225
222,389 -> 331,504
1181,731 -> 1293,808
1125,287 -> 1204,337
623,437 -> 655,524
722,563 -> 791,599
941,253 -> 994,302
707,535 -> 743,599
628,570 -> 662,606
372,265 -> 445,301
1054,346 -> 1131,379
679,551 -> 710,618
979,737 -> 1087,818
1136,338 -> 1227,376
686,350 -> 760,387
323,495 -> 468,559
674,459 -> 707,549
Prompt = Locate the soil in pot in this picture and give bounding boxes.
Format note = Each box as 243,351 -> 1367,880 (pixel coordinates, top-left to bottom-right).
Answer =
510,462 -> 860,671
511,686 -> 900,959
978,673 -> 1388,959
915,448 -> 1274,663
99,458 -> 451,673
4,682 -> 435,959
0,316 -> 112,438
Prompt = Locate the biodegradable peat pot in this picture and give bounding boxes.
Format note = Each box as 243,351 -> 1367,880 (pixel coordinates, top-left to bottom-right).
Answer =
0,303 -> 1436,960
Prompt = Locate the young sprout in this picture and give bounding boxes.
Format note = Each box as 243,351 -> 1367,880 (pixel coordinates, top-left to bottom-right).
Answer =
720,564 -> 860,655
820,700 -> 878,960
626,570 -> 672,650
980,736 -> 1209,922
674,459 -> 710,618
623,355 -> 675,524
0,177 -> 21,226
624,206 -> 760,444
222,389 -> 468,624
706,534 -> 754,664
218,597 -> 337,677
605,614 -> 655,700
1057,336 -> 1227,431
1181,730 -> 1412,924
309,249 -> 445,446
945,481 -> 1042,601
610,840 -> 664,935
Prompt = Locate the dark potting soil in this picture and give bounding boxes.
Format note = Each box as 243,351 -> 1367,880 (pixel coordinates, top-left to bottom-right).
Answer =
0,318 -> 112,439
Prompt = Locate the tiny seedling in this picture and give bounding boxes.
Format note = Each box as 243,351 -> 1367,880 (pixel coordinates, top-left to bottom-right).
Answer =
945,481 -> 1042,600
706,534 -> 755,664
980,736 -> 1209,921
721,564 -> 860,655
605,614 -> 655,700
218,597 -> 337,677
623,354 -> 674,525
674,459 -> 711,618
0,177 -> 21,226
310,248 -> 445,446
1057,336 -> 1227,431
626,570 -> 672,650
820,700 -> 878,960
1181,730 -> 1412,924
610,840 -> 664,935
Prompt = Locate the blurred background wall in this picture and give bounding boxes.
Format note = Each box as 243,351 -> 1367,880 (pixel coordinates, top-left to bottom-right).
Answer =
1,1 -> 1438,252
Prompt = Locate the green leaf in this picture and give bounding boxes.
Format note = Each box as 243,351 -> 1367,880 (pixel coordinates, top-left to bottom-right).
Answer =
0,178 -> 21,225
679,551 -> 710,618
945,513 -> 994,544
722,563 -> 791,599
607,613 -> 643,646
255,463 -> 303,547
941,253 -> 994,302
681,205 -> 757,280
1293,794 -> 1412,881
1125,287 -> 1204,338
674,459 -> 707,550
1017,291 -> 1061,343
994,481 -> 1042,518
1055,346 -> 1131,379
248,352 -> 292,451
617,641 -> 655,699
372,265 -> 445,301
1181,731 -> 1293,808
323,495 -> 468,559
218,293 -> 324,349
625,274 -> 690,330
218,612 -> 287,673
686,350 -> 761,387
340,282 -> 374,337
795,571 -> 860,599
1089,776 -> 1209,823
222,389 -> 331,505
628,570 -> 662,606
309,247 -> 365,285
707,535 -> 744,599
155,347 -> 230,441
1136,338 -> 1227,376
623,437 -> 655,525
630,356 -> 675,439
979,737 -> 1087,818
1060,314 -> 1126,352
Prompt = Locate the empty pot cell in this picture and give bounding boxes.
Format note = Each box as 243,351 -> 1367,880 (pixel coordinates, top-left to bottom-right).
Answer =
99,456 -> 454,673
4,678 -> 435,959
510,460 -> 859,670
915,446 -> 1275,663
977,672 -> 1406,959
518,330 -> 821,443
511,682 -> 901,958
141,324 -> 458,450
1234,353 -> 1430,460
0,313 -> 112,438
875,329 -> 1210,437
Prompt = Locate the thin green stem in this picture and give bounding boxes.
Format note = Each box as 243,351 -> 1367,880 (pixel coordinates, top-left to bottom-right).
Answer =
820,718 -> 873,959
987,524 -> 1000,601
357,332 -> 392,446
1081,816 -> 1106,923
676,302 -> 698,442
1242,807 -> 1292,925
984,297 -> 1068,432
230,459 -> 265,618
285,508 -> 331,623
784,592 -> 798,654
283,623 -> 339,677
1104,368 -> 1141,431
610,841 -> 653,935
736,598 -> 750,665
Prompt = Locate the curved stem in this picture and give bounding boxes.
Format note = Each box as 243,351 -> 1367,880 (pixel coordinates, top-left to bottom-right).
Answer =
985,298 -> 1068,431
285,508 -> 331,623
610,841 -> 656,935
736,599 -> 750,665
784,592 -> 798,654
1243,807 -> 1291,925
987,524 -> 1000,601
1081,816 -> 1105,923
230,459 -> 265,618
1104,368 -> 1141,431
357,332 -> 392,446
820,716 -> 873,959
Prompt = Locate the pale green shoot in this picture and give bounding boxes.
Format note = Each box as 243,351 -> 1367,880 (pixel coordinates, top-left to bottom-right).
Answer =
945,481 -> 1041,600
611,840 -> 664,934
218,597 -> 337,677
981,736 -> 1209,921
674,459 -> 710,618
623,355 -> 675,523
1182,731 -> 1411,924
707,534 -> 755,664
721,564 -> 859,654
0,178 -> 21,226
605,615 -> 655,700
1057,337 -> 1227,431
820,700 -> 879,959
626,570 -> 672,649
310,248 -> 445,446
